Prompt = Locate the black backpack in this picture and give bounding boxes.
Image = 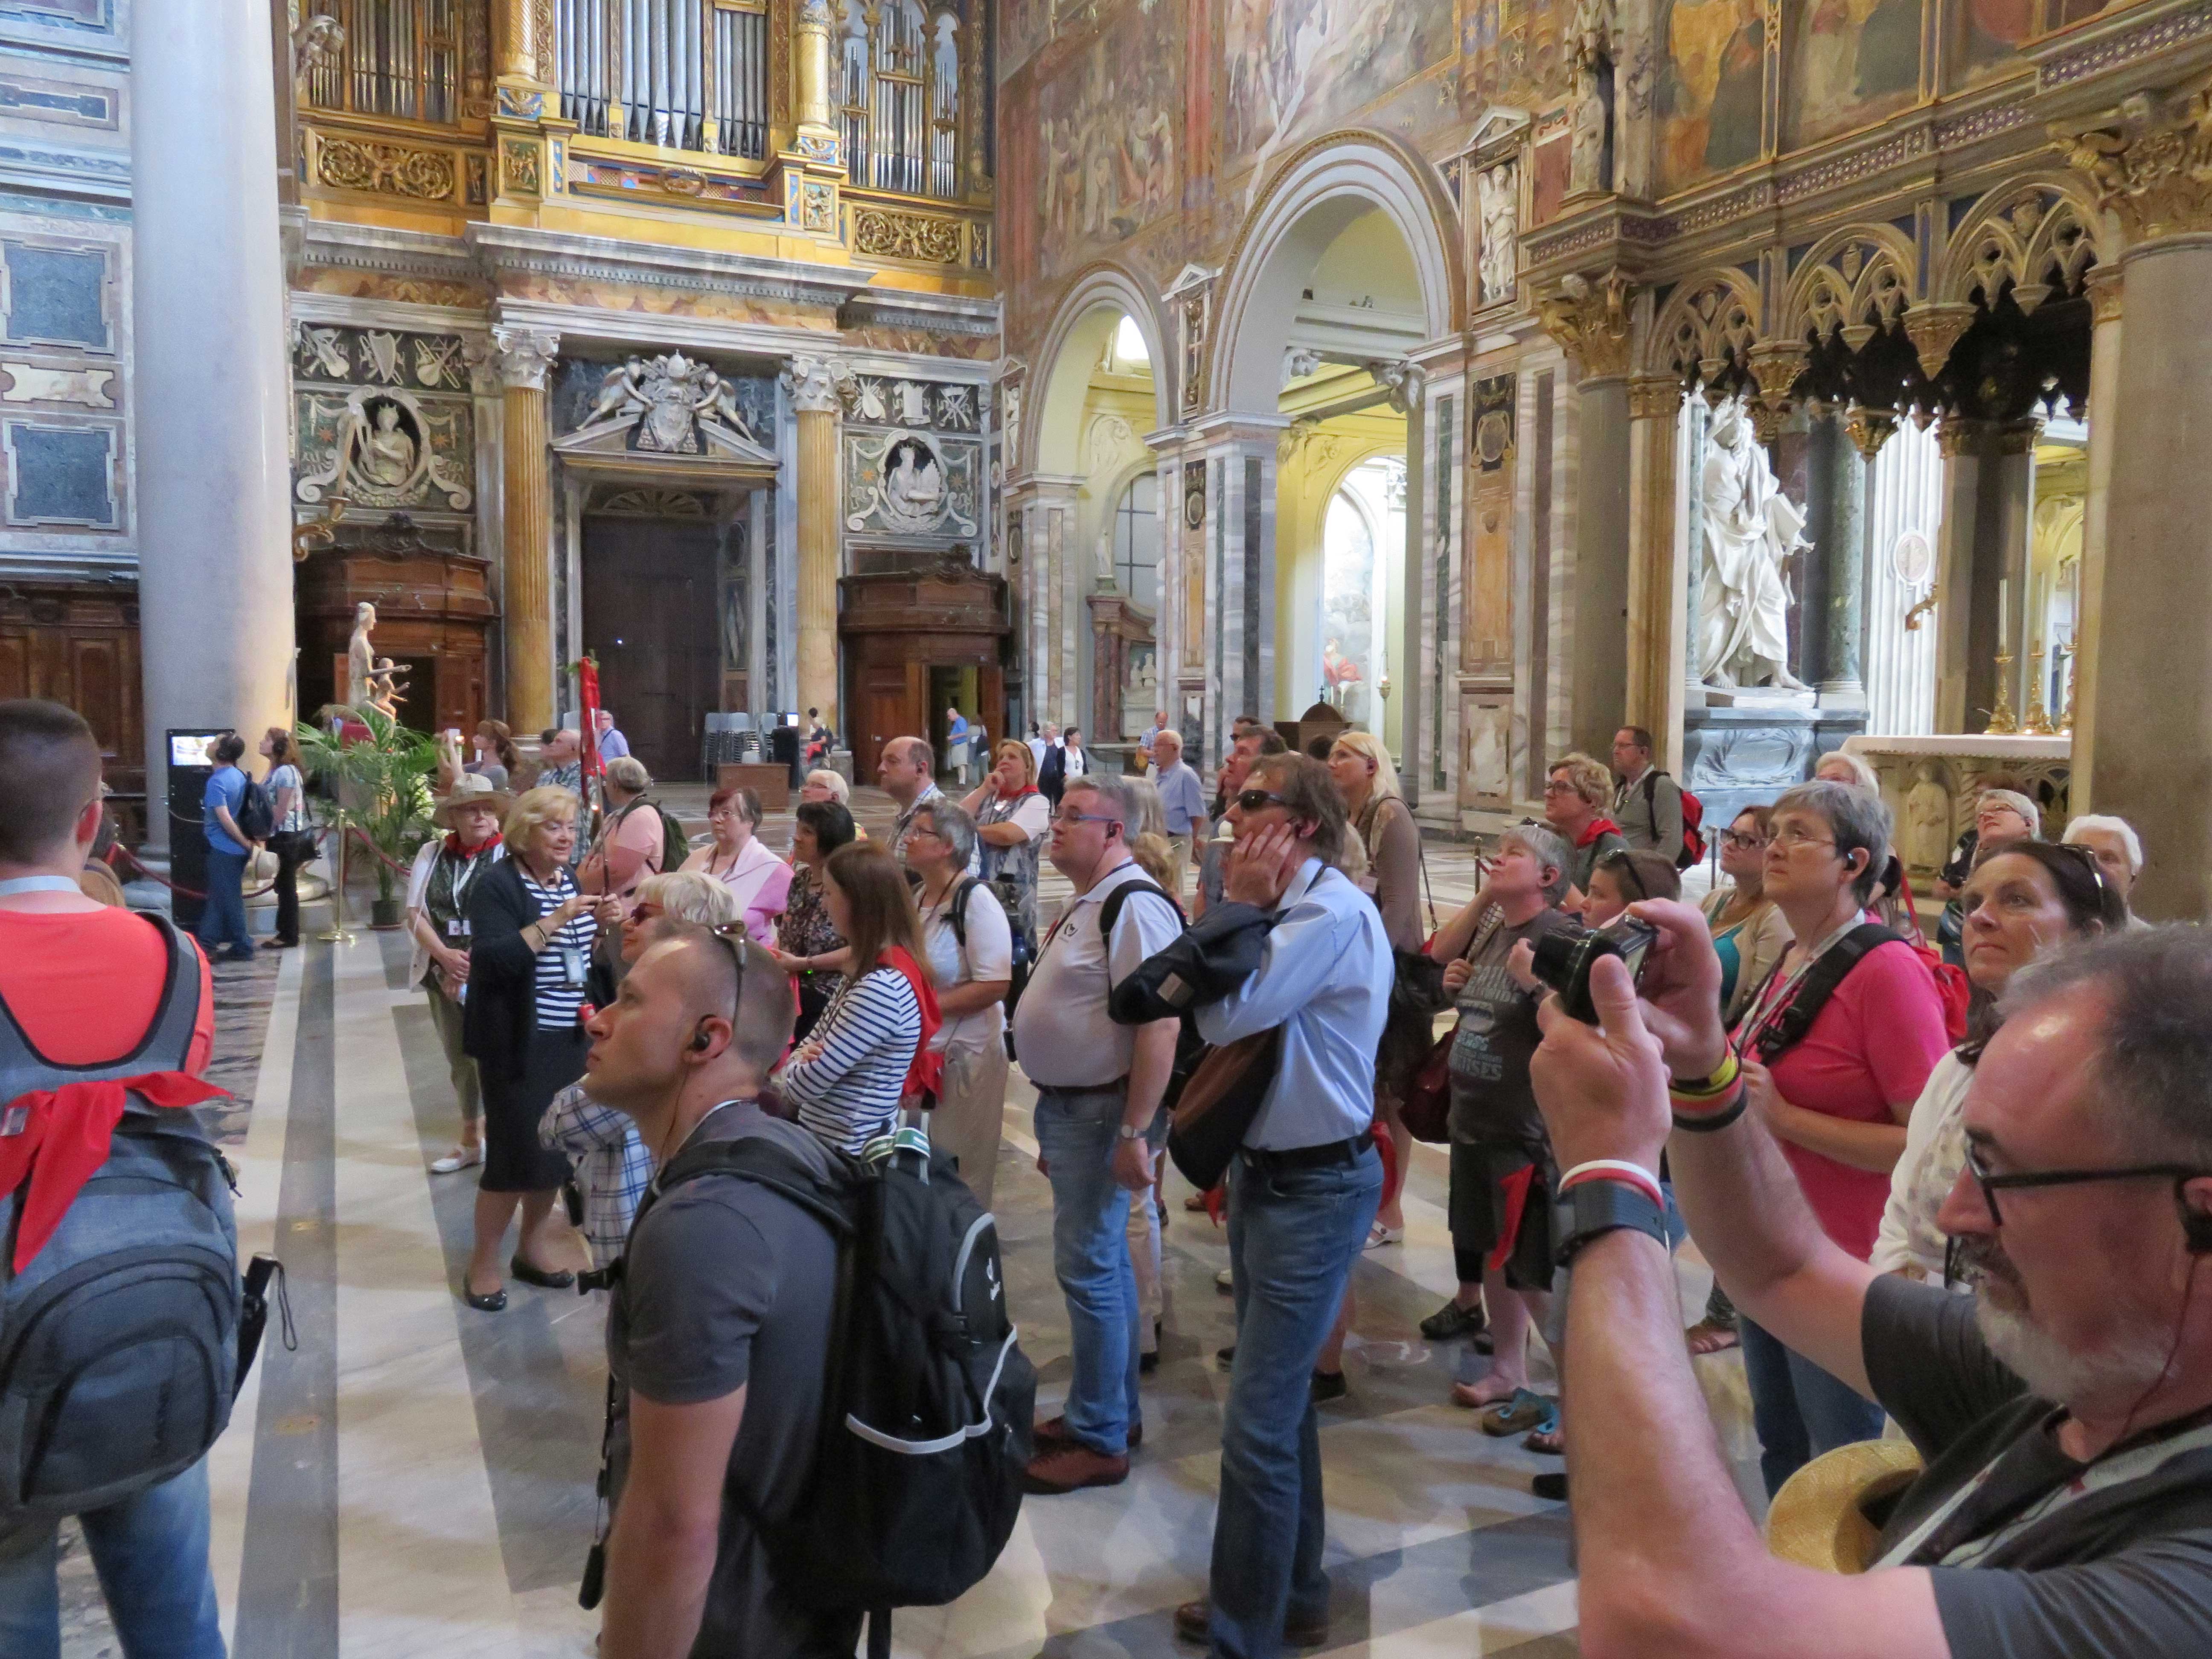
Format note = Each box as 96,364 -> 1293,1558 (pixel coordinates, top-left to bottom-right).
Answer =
595,1128 -> 1033,1653
1742,923 -> 1903,1062
1098,879 -> 1209,1110
233,772 -> 276,842
0,915 -> 248,1521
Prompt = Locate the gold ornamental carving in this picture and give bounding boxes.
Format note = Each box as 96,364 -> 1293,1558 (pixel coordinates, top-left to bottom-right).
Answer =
2055,77 -> 2212,244
1627,374 -> 1683,422
851,204 -> 963,265
1901,303 -> 1977,381
1844,403 -> 1900,460
314,134 -> 457,201
1935,415 -> 1992,458
1537,269 -> 1634,382
502,138 -> 542,196
2086,266 -> 2124,326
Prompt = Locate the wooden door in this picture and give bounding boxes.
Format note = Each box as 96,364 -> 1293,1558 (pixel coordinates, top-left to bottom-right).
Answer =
580,518 -> 721,784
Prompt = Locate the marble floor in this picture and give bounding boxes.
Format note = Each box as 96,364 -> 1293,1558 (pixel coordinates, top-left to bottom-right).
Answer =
59,784 -> 1758,1658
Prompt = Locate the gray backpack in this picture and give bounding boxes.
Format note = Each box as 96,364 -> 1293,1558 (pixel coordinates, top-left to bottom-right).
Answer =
0,913 -> 242,1520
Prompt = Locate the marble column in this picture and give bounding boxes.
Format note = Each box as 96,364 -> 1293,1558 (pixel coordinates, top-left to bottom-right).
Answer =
2064,82 -> 2212,916
2069,269 -> 2123,812
134,0 -> 296,851
1625,375 -> 1685,770
1539,274 -> 1636,759
786,356 -> 842,734
1931,417 -> 1989,732
1197,419 -> 1283,759
1817,416 -> 1869,704
494,325 -> 558,734
1985,422 -> 2038,723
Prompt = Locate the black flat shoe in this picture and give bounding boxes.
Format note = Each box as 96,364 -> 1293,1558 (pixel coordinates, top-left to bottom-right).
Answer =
464,1286 -> 507,1312
1310,1370 -> 1348,1404
510,1255 -> 575,1290
1532,1472 -> 1569,1502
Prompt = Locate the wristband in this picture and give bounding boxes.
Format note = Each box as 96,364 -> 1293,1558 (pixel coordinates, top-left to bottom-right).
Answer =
1668,1049 -> 1740,1100
1671,1080 -> 1750,1134
1554,1177 -> 1671,1268
1558,1158 -> 1665,1211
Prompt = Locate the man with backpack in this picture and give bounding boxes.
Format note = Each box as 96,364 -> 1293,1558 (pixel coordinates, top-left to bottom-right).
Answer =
0,699 -> 229,1656
582,925 -> 1031,1658
1611,725 -> 1698,868
198,729 -> 261,961
1014,774 -> 1184,1494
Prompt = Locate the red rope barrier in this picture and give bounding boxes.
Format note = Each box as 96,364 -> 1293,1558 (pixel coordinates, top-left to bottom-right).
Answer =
107,826 -> 337,903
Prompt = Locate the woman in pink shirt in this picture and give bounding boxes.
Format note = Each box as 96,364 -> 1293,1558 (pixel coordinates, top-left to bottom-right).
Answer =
683,784 -> 792,947
1728,779 -> 1950,1496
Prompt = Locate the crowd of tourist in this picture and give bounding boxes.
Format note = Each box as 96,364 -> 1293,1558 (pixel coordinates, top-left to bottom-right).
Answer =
15,689 -> 2212,1659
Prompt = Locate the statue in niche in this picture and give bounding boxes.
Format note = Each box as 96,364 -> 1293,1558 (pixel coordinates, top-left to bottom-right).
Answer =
354,401 -> 418,490
1904,763 -> 1954,874
883,437 -> 946,528
1697,400 -> 1810,690
1477,163 -> 1517,303
1568,0 -> 1615,197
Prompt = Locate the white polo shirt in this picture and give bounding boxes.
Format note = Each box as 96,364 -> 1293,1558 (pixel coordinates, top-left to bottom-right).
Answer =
1013,858 -> 1184,1089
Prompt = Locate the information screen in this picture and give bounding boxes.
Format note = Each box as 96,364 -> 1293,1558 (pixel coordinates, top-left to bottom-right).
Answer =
170,734 -> 214,768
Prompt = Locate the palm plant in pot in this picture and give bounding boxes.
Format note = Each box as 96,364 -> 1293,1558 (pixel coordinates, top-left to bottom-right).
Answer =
295,707 -> 437,928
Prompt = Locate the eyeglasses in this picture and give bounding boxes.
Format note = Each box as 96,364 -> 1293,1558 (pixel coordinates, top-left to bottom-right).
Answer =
1541,780 -> 1578,796
629,902 -> 663,924
1962,1142 -> 2209,1228
1769,824 -> 1838,851
1720,830 -> 1770,853
1052,809 -> 1119,829
1234,789 -> 1289,813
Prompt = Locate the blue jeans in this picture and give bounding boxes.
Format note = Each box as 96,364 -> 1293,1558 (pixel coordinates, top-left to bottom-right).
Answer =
1033,1085 -> 1141,1456
1208,1145 -> 1382,1659
1740,1315 -> 1888,1496
196,848 -> 252,957
0,1458 -> 224,1659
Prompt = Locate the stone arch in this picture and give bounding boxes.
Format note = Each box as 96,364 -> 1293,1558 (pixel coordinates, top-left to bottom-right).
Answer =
1935,173 -> 2104,315
1206,129 -> 1463,418
1776,223 -> 1919,346
1643,267 -> 1762,382
1025,261 -> 1177,477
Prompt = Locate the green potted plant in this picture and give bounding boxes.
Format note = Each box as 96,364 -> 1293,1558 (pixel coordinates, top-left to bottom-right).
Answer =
295,707 -> 437,928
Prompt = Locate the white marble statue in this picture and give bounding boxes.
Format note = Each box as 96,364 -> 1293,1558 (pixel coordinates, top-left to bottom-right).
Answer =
1905,763 -> 1954,873
1697,400 -> 1810,690
885,440 -> 946,526
1477,163 -> 1517,303
355,402 -> 417,489
1569,65 -> 1608,196
345,602 -> 376,709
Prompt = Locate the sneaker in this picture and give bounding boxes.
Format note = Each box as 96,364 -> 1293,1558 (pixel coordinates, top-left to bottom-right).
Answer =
1310,1370 -> 1348,1404
1216,1267 -> 1234,1294
1419,1297 -> 1487,1343
1173,1600 -> 1329,1648
1021,1443 -> 1129,1494
1034,1415 -> 1141,1449
431,1144 -> 484,1174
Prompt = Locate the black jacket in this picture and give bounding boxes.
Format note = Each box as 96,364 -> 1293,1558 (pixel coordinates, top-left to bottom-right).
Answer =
1038,743 -> 1065,805
460,859 -> 614,1074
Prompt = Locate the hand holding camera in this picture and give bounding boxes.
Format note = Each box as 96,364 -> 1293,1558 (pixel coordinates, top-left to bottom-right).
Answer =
1529,950 -> 1672,1174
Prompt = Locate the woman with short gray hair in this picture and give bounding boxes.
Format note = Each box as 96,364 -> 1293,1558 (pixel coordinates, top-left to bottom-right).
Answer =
1728,778 -> 1952,1494
579,754 -> 672,912
905,801 -> 1012,1210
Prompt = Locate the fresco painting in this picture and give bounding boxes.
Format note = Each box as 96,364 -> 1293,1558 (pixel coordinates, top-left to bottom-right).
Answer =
1654,0 -> 1767,195
1032,5 -> 1185,280
1222,0 -> 1456,192
1001,0 -> 1053,80
1784,0 -> 1924,150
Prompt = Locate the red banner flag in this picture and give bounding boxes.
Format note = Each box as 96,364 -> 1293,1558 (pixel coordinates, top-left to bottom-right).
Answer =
576,655 -> 605,782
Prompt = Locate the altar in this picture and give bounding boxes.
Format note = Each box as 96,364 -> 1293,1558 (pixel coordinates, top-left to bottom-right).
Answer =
1841,734 -> 2072,879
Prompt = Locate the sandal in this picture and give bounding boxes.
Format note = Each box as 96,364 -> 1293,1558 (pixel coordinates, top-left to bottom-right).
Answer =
1685,1318 -> 1740,1355
1477,1388 -> 1557,1437
1523,1425 -> 1564,1456
1364,1222 -> 1405,1250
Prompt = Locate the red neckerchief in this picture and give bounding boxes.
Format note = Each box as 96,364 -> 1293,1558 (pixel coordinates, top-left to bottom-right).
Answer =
994,784 -> 1040,800
0,1073 -> 227,1270
445,830 -> 502,859
878,946 -> 945,1102
1575,817 -> 1623,848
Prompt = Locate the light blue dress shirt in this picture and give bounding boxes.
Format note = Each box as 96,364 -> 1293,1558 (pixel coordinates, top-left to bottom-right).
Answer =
1155,759 -> 1208,837
1194,856 -> 1387,1151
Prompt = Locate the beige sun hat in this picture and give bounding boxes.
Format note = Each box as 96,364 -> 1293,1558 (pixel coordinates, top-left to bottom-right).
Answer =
431,771 -> 514,824
1765,1437 -> 1927,1574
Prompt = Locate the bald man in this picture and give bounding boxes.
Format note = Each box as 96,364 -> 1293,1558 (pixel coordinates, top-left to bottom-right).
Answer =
583,930 -> 859,1658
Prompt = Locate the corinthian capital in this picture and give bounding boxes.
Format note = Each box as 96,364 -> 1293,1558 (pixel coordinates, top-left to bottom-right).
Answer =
785,354 -> 844,415
1537,268 -> 1636,382
492,325 -> 560,392
2054,76 -> 2212,246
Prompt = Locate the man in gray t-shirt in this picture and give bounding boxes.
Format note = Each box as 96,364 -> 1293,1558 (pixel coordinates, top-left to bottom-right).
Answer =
582,928 -> 861,1659
1523,914 -> 2212,1657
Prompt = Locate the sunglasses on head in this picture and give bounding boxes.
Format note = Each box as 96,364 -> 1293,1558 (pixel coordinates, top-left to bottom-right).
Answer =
1598,850 -> 1647,901
707,922 -> 751,1025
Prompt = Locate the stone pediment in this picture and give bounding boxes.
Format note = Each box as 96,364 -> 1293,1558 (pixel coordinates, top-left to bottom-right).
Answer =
551,352 -> 779,486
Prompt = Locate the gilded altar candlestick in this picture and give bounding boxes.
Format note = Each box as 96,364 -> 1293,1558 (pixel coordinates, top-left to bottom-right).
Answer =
1987,652 -> 2020,735
2022,647 -> 2056,736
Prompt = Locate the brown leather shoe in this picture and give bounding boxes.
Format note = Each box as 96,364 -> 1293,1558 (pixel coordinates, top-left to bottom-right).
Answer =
1172,1600 -> 1328,1648
1021,1442 -> 1129,1494
1033,1415 -> 1141,1449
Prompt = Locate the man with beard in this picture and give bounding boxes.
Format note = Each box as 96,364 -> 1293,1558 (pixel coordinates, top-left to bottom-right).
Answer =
1524,919 -> 2212,1657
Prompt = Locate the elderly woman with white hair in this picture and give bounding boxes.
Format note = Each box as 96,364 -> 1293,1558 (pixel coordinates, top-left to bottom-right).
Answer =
579,754 -> 673,913
2063,812 -> 2148,920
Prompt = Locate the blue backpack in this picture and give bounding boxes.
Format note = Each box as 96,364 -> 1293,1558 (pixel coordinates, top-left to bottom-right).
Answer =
0,914 -> 245,1520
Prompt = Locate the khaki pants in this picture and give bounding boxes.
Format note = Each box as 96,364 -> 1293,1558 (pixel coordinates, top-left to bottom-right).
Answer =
930,1040 -> 1010,1214
423,981 -> 481,1127
1166,834 -> 1193,899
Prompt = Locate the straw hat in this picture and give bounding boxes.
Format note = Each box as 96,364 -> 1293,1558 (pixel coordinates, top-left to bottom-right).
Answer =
431,772 -> 513,824
1765,1437 -> 1926,1574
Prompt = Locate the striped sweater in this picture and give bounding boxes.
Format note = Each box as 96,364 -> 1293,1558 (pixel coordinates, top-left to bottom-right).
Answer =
775,965 -> 921,1154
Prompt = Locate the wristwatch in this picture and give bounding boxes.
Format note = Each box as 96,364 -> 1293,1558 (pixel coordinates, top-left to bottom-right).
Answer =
1554,1179 -> 1671,1268
1118,1123 -> 1147,1141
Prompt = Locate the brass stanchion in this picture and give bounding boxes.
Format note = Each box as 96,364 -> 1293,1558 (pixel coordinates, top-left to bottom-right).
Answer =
316,818 -> 356,944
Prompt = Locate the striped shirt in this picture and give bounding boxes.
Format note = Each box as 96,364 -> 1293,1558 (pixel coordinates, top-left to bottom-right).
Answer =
515,865 -> 598,1030
775,964 -> 920,1154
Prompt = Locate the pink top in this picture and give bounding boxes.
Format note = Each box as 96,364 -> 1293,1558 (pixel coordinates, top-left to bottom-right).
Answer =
1738,938 -> 1950,1261
684,835 -> 793,949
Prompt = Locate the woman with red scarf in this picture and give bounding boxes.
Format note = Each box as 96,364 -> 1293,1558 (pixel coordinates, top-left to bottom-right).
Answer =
1540,751 -> 1629,911
772,841 -> 941,1155
406,773 -> 509,1174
